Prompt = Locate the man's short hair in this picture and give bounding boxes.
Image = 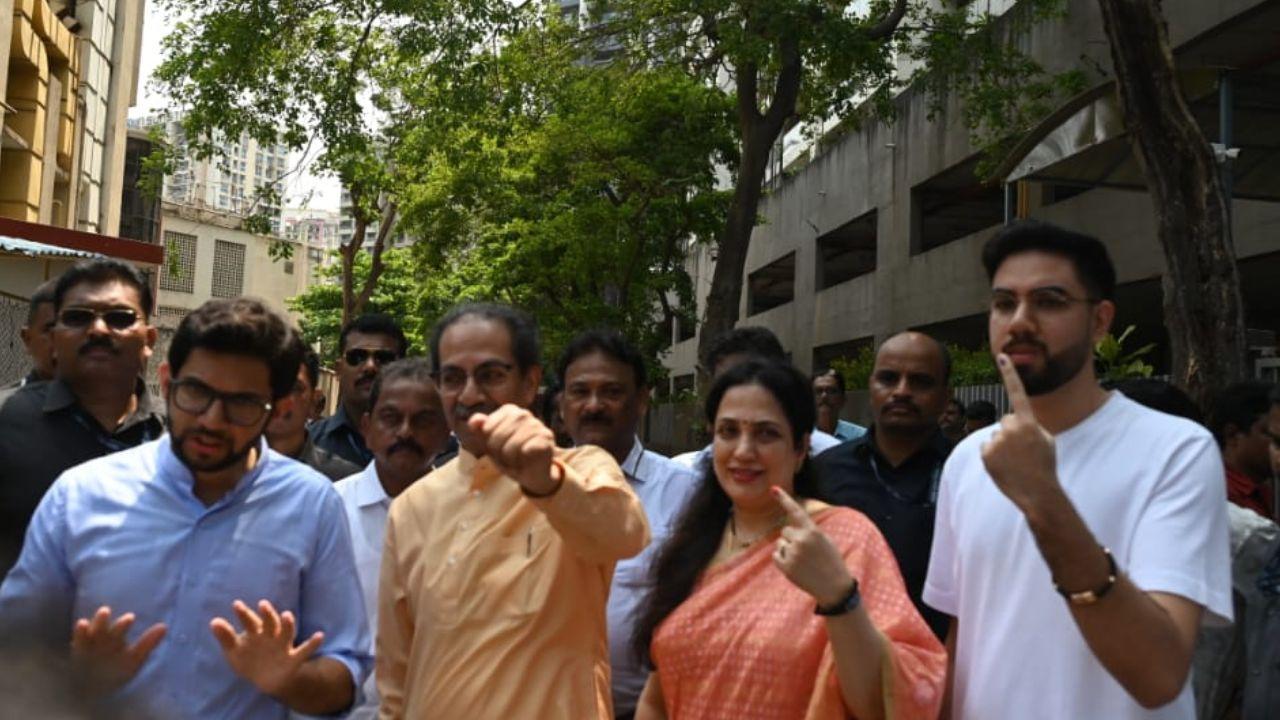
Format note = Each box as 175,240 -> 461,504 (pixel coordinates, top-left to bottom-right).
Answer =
1101,378 -> 1203,425
368,358 -> 436,411
429,302 -> 541,373
965,400 -> 998,424
53,259 -> 154,319
168,298 -> 303,400
557,329 -> 647,390
26,280 -> 57,325
947,397 -> 966,414
813,369 -> 845,394
702,327 -> 785,372
339,313 -> 408,357
1208,380 -> 1275,446
981,220 -> 1117,301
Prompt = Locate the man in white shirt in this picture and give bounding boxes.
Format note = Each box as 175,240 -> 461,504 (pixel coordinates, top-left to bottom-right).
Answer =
924,220 -> 1231,719
331,358 -> 450,719
555,329 -> 696,718
672,326 -> 840,466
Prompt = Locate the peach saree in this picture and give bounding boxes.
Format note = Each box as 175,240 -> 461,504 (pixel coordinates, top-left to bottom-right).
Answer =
650,507 -> 946,719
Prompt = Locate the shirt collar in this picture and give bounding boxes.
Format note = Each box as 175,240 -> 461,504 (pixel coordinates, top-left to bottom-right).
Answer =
44,376 -> 159,420
457,448 -> 502,491
853,425 -> 951,464
621,436 -> 646,482
355,461 -> 391,508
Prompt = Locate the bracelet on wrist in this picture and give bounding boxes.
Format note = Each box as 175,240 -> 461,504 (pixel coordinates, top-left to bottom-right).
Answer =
521,459 -> 566,499
815,579 -> 861,616
1054,546 -> 1118,606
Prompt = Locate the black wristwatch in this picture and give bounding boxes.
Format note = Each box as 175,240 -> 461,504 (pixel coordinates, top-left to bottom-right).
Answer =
815,579 -> 861,616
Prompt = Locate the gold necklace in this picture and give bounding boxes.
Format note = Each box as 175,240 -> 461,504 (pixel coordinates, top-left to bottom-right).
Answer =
729,511 -> 785,549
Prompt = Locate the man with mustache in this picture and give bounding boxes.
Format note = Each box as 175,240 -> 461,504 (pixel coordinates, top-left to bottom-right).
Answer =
0,260 -> 164,573
924,221 -> 1231,719
0,297 -> 371,718
266,341 -> 360,481
556,328 -> 695,719
376,303 -> 648,718
812,369 -> 867,442
308,313 -> 407,467
331,357 -> 449,719
815,331 -> 953,639
939,397 -> 967,443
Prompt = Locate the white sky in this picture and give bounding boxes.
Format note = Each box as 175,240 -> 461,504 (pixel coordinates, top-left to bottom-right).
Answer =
131,7 -> 342,210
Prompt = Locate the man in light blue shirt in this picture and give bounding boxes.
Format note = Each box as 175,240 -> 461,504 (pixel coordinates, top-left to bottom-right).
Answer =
813,368 -> 868,442
0,298 -> 370,719
557,329 -> 696,719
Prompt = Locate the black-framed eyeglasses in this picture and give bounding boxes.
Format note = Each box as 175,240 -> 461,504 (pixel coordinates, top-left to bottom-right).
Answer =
169,378 -> 273,427
58,307 -> 140,331
434,361 -> 515,394
989,288 -> 1099,318
344,348 -> 399,367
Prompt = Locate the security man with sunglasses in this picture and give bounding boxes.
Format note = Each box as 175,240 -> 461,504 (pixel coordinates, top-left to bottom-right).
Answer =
308,313 -> 408,467
0,259 -> 164,574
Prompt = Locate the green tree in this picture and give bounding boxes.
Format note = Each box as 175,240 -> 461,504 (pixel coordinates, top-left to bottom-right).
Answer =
597,0 -> 1084,372
390,17 -> 735,376
152,0 -> 521,324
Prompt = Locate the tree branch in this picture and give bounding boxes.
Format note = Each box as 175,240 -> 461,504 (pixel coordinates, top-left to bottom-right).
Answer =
864,0 -> 909,40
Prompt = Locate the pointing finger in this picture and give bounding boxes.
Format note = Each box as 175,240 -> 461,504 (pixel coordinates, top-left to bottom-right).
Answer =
771,486 -> 815,529
995,353 -> 1033,417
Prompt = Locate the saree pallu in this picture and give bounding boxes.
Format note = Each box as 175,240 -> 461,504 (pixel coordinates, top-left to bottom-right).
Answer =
651,507 -> 946,719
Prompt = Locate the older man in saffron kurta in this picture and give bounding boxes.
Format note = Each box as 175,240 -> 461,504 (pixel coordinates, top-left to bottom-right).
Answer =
375,303 -> 649,718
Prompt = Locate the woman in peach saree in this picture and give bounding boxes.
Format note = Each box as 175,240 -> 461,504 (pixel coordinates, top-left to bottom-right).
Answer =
632,361 -> 946,720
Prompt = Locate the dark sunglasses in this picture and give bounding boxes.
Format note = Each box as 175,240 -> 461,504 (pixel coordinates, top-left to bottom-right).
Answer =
58,307 -> 140,330
344,348 -> 399,367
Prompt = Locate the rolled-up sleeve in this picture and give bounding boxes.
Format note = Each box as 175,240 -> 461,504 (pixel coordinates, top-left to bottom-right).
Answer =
527,447 -> 650,565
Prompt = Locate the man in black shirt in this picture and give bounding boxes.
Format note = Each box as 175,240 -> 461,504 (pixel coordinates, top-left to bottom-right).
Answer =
0,260 -> 164,572
308,313 -> 407,466
816,331 -> 953,639
266,340 -> 361,480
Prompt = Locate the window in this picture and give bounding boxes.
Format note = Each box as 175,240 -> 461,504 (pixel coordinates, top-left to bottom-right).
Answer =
160,231 -> 197,293
283,261 -> 294,275
211,240 -> 246,297
816,210 -> 877,289
672,373 -> 695,395
812,337 -> 873,376
747,252 -> 796,316
911,156 -> 1004,254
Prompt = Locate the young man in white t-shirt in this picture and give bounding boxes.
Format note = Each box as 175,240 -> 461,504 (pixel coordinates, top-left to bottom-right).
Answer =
923,220 -> 1232,719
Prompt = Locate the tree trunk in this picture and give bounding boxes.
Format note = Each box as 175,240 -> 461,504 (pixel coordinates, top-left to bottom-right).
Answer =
1096,0 -> 1248,408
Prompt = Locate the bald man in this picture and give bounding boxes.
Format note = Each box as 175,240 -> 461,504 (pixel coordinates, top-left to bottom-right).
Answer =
815,331 -> 954,638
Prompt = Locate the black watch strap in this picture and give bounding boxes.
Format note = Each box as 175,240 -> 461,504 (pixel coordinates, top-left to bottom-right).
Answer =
815,579 -> 861,616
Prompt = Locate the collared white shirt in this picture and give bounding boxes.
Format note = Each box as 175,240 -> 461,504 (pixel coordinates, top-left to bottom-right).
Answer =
608,437 -> 697,716
332,462 -> 392,720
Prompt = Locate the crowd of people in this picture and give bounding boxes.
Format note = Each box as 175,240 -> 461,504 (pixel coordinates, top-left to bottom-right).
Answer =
0,219 -> 1276,719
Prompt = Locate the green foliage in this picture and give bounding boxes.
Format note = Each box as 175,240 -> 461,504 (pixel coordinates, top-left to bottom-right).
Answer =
288,248 -> 425,363
831,342 -> 998,391
1094,325 -> 1156,381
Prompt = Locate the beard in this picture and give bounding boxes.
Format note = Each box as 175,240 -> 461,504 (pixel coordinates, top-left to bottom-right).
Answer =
1013,334 -> 1094,396
167,416 -> 262,473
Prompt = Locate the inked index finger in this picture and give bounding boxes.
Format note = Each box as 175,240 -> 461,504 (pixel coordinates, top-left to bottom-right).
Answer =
995,353 -> 1033,417
771,486 -> 815,529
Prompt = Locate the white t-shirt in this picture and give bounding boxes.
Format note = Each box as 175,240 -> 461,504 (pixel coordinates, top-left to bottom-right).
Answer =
923,392 -> 1232,720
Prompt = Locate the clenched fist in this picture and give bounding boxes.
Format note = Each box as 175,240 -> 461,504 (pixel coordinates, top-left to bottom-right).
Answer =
468,404 -> 559,495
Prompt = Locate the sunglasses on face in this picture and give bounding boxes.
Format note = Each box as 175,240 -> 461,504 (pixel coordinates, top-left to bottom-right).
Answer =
57,307 -> 141,330
344,349 -> 399,367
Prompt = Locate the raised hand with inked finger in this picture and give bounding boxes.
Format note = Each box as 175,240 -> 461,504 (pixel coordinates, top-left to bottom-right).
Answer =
981,353 -> 1060,512
770,486 -> 855,609
467,404 -> 560,496
71,605 -> 167,696
210,599 -> 325,699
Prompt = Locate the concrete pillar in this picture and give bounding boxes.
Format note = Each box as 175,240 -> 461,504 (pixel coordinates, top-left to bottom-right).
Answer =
98,0 -> 146,236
